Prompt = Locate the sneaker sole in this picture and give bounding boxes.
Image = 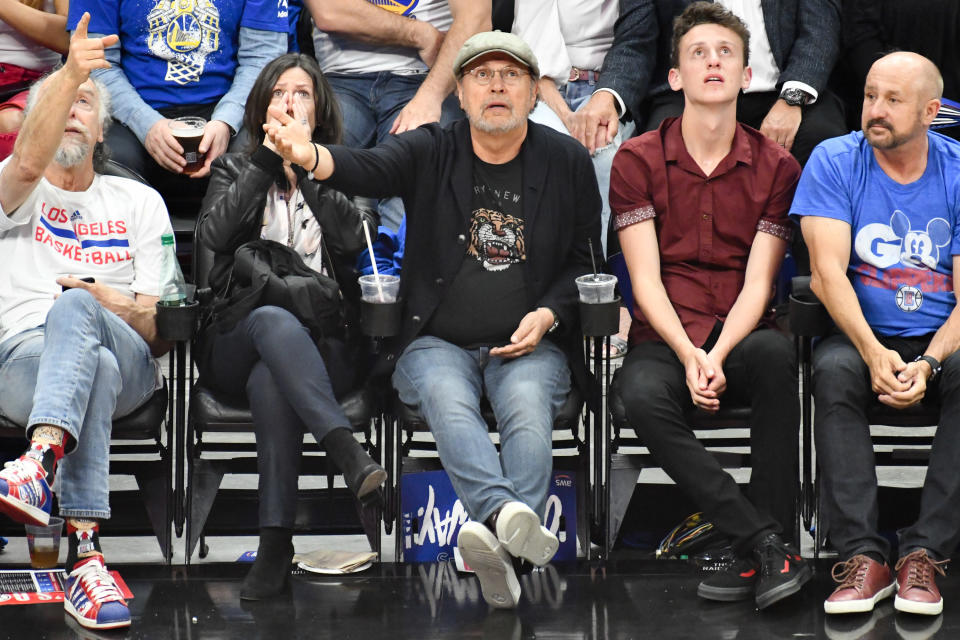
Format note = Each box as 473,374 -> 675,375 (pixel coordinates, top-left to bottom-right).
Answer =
894,594 -> 943,616
497,503 -> 558,566
697,582 -> 755,602
64,599 -> 131,630
756,563 -> 812,610
458,525 -> 520,609
824,582 -> 896,614
0,493 -> 49,527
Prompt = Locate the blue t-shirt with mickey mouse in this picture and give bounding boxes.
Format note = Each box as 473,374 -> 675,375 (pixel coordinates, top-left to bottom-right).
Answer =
69,0 -> 287,110
791,130 -> 960,337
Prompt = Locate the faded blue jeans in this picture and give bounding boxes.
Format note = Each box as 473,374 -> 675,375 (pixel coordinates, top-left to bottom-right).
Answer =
528,81 -> 635,257
0,289 -> 159,519
393,335 -> 571,523
325,71 -> 464,232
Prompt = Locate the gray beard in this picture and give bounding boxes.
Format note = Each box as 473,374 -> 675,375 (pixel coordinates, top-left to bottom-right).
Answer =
468,111 -> 525,134
54,141 -> 89,168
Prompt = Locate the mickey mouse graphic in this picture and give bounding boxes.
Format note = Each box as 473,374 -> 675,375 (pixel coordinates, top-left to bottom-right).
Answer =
890,210 -> 951,270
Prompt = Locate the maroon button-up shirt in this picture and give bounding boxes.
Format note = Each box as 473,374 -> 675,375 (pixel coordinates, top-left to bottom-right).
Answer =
610,116 -> 801,347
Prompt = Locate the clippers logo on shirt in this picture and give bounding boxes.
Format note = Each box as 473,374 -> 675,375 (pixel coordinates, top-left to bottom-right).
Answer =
34,202 -> 132,265
466,209 -> 525,272
369,0 -> 418,16
147,0 -> 221,85
853,210 -> 952,313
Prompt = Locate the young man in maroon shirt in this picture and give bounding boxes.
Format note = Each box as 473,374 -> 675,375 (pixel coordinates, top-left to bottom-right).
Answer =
609,2 -> 807,609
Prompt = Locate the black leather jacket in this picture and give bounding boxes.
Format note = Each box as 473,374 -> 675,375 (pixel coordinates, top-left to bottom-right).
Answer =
196,146 -> 377,304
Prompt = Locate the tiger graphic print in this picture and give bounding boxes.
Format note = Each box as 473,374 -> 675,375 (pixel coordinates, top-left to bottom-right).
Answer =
466,209 -> 526,272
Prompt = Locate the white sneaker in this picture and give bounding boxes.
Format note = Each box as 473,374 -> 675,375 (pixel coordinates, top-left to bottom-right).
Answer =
495,501 -> 559,566
457,521 -> 520,609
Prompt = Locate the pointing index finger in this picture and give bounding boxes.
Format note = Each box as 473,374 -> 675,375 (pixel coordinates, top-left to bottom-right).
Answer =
73,12 -> 90,41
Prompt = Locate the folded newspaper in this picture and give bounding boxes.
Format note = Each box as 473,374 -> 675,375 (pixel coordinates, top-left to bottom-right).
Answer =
293,550 -> 377,575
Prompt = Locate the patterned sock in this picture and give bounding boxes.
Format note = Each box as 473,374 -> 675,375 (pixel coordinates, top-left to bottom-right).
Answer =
25,434 -> 69,485
65,520 -> 102,573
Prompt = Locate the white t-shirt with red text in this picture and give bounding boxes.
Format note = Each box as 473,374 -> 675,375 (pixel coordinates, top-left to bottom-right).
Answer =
0,158 -> 172,346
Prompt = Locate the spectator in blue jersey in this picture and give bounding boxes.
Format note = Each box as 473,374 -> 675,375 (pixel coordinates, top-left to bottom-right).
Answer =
794,52 -> 960,618
67,0 -> 287,201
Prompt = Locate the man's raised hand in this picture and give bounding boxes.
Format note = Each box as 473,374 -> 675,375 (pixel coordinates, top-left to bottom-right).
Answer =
65,13 -> 118,85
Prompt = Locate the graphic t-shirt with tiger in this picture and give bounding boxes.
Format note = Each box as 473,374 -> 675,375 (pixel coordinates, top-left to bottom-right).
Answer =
426,152 -> 529,348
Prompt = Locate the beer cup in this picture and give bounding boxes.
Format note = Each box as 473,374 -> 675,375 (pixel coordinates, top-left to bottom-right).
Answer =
169,116 -> 207,174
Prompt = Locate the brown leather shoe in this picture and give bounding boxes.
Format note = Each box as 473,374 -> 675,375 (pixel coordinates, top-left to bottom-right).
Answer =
895,549 -> 947,615
824,554 -> 896,614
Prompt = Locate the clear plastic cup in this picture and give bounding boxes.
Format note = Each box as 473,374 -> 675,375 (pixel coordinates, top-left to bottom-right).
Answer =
25,516 -> 63,569
575,274 -> 617,304
359,274 -> 400,303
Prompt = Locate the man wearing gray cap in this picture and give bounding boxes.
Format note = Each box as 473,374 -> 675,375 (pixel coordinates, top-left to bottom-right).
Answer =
265,30 -> 601,609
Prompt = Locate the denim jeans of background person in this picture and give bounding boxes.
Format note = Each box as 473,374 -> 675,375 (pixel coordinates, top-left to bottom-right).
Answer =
0,16 -> 174,630
306,0 -> 490,231
259,30 -> 601,608
793,52 -> 960,617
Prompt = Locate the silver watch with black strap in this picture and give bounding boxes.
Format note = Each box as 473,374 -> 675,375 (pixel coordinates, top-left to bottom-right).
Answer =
780,87 -> 813,107
914,354 -> 942,381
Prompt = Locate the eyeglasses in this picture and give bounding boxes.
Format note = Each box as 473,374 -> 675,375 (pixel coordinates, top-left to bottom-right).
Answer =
463,66 -> 530,86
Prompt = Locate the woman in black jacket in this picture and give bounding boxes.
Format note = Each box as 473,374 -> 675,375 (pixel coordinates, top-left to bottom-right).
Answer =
196,53 -> 385,600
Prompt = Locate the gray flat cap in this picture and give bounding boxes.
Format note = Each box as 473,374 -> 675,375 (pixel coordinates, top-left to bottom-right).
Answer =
453,30 -> 540,79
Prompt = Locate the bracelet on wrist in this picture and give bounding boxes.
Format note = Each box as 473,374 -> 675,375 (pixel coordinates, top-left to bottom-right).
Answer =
309,143 -> 320,173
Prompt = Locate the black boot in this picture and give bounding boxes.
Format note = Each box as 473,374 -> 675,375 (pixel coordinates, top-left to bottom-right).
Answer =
322,427 -> 386,504
240,527 -> 294,601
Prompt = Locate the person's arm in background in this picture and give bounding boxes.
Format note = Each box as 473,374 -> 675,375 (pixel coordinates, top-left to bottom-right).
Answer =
0,0 -> 69,53
760,0 -> 841,151
575,0 -> 656,153
389,0 -> 490,133
197,27 -> 288,178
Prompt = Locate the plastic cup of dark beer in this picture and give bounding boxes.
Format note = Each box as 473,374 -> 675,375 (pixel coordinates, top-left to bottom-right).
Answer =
169,117 -> 206,174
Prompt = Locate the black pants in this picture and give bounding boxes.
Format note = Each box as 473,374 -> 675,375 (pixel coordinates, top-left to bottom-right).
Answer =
105,102 -> 248,217
643,89 -> 847,166
614,329 -> 799,553
813,333 -> 960,562
202,306 -> 352,529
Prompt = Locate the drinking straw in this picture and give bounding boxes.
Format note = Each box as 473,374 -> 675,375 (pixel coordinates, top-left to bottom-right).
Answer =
588,238 -> 599,279
362,219 -> 385,302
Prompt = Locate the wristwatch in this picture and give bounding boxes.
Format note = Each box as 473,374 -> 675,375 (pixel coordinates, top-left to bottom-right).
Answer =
543,307 -> 560,334
914,354 -> 942,381
780,88 -> 813,107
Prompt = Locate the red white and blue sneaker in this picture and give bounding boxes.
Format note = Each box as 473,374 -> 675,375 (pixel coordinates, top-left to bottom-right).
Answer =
0,453 -> 52,526
64,556 -> 131,630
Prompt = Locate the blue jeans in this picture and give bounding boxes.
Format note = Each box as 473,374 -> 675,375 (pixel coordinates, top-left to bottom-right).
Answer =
0,289 -> 159,519
325,72 -> 464,231
393,336 -> 571,522
528,81 -> 635,258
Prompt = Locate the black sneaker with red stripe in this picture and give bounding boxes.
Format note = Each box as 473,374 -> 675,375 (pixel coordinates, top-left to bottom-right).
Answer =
697,556 -> 759,602
754,532 -> 810,609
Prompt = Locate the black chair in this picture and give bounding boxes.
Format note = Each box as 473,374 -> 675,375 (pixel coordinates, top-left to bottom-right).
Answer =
601,255 -> 806,559
790,277 -> 940,558
389,371 -> 588,562
185,224 -> 386,562
0,387 -> 173,562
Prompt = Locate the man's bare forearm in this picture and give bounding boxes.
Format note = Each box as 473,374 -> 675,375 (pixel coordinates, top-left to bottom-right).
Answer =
306,0 -> 434,48
414,0 -> 491,104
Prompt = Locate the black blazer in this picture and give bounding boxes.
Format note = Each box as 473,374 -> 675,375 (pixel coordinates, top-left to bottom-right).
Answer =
599,0 -> 841,123
324,119 -> 602,392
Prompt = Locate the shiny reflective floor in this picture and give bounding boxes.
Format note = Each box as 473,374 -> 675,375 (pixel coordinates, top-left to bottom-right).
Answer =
0,559 -> 955,639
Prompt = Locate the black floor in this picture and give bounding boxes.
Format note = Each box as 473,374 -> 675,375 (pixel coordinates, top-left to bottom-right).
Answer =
0,559 -> 954,639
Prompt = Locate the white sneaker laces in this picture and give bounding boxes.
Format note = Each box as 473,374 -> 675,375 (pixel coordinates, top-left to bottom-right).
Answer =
72,560 -> 124,603
1,457 -> 42,483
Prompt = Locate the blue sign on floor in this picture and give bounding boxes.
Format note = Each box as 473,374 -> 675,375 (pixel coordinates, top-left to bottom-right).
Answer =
400,470 -> 577,563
